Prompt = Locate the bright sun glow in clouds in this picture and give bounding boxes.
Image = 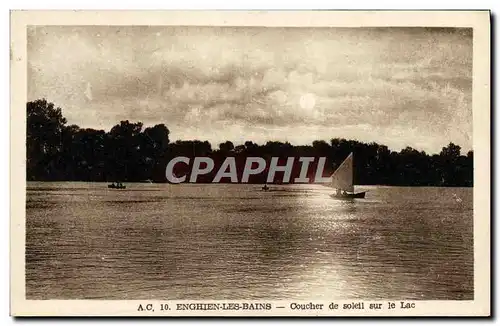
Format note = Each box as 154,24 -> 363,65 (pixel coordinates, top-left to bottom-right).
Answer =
299,93 -> 316,110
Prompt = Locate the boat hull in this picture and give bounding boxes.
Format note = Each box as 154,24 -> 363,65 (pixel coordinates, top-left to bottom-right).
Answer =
330,191 -> 366,199
108,185 -> 126,189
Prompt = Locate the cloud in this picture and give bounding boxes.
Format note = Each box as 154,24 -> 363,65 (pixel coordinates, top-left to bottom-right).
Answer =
27,26 -> 472,153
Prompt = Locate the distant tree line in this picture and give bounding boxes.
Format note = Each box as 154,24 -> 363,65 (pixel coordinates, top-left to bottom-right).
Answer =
26,99 -> 473,186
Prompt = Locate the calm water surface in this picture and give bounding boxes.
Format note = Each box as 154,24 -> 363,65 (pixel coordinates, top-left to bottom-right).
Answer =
25,182 -> 473,300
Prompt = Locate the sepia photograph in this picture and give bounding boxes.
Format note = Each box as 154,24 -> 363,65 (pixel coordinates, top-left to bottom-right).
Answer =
10,10 -> 490,316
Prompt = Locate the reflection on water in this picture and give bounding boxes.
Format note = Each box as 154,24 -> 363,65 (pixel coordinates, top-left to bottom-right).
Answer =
25,182 -> 473,300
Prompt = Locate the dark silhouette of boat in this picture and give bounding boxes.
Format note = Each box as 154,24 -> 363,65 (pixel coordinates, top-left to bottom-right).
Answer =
330,191 -> 366,199
108,182 -> 126,189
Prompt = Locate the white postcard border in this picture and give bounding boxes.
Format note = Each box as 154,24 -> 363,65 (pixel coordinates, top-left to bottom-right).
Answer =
10,10 -> 491,317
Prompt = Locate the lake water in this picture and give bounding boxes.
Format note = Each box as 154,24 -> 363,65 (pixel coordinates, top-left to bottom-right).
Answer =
25,182 -> 473,300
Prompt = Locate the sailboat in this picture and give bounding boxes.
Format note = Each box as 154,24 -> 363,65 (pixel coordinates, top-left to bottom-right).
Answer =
326,152 -> 366,199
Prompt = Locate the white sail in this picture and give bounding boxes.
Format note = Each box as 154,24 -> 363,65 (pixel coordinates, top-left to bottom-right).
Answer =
330,153 -> 354,193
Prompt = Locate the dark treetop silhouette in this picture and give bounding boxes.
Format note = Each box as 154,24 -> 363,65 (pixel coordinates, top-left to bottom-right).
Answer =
26,99 -> 473,186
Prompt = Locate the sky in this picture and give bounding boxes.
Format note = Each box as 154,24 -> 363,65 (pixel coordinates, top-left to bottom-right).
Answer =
27,26 -> 472,154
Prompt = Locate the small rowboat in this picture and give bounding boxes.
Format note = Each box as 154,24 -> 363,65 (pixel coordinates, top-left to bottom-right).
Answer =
108,183 -> 126,189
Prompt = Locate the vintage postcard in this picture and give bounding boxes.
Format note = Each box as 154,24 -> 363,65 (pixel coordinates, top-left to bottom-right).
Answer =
10,10 -> 490,316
